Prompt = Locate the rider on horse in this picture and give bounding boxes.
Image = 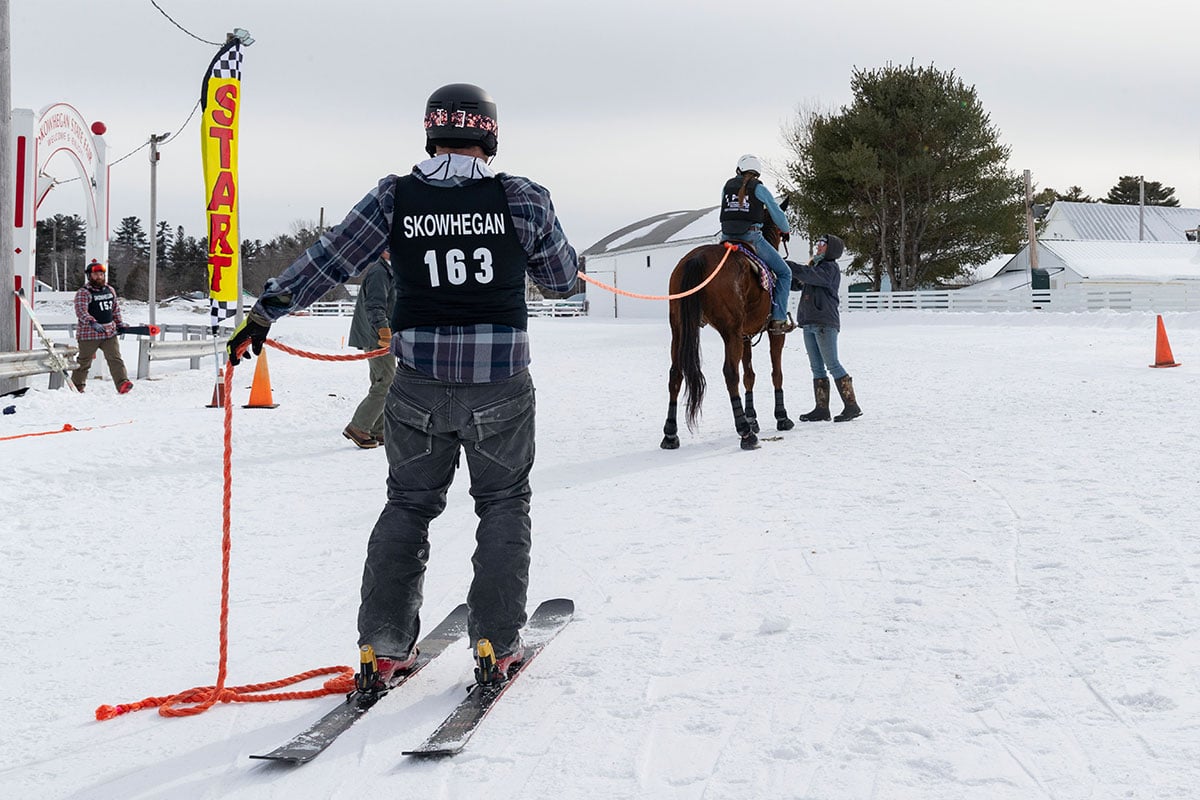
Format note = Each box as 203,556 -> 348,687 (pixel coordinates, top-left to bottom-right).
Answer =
718,154 -> 794,335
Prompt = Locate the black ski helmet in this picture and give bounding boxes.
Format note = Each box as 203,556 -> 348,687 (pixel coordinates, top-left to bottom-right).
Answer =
423,83 -> 498,157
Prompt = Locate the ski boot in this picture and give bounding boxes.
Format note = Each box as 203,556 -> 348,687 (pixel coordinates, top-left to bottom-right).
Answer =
473,638 -> 525,686
356,644 -> 416,694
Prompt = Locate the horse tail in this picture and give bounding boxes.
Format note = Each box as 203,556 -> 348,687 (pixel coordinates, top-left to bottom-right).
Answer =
676,253 -> 708,431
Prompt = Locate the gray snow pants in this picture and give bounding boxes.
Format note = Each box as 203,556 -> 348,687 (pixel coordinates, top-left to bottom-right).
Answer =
357,364 -> 535,659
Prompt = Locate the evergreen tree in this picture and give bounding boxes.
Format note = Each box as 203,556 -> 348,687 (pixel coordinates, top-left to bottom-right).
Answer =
155,221 -> 174,270
1057,186 -> 1095,203
34,214 -> 87,290
1103,176 -> 1179,206
784,63 -> 1022,290
110,216 -> 151,298
166,226 -> 208,296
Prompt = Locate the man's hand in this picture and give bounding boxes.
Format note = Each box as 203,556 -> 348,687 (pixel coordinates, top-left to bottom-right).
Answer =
227,316 -> 271,365
377,327 -> 392,349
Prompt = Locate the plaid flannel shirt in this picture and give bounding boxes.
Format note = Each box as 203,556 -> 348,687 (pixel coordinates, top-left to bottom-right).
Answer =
250,154 -> 579,383
74,285 -> 124,341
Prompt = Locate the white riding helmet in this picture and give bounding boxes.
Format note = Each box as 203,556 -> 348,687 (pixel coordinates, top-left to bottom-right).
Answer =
736,154 -> 763,175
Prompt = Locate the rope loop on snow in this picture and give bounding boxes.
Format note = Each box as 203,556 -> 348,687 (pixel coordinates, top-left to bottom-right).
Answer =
96,356 -> 364,722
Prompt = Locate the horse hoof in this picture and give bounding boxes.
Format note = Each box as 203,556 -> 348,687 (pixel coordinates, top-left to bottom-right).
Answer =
776,417 -> 795,431
660,435 -> 680,450
740,434 -> 760,450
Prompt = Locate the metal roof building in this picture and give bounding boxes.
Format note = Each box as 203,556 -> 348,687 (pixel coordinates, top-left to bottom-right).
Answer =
1039,201 -> 1200,242
967,202 -> 1200,292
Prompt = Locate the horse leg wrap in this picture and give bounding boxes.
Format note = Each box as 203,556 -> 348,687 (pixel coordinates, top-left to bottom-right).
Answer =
774,388 -> 794,431
661,401 -> 680,449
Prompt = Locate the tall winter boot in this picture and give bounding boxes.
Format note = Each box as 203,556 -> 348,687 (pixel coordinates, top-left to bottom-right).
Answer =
833,375 -> 862,422
798,378 -> 831,422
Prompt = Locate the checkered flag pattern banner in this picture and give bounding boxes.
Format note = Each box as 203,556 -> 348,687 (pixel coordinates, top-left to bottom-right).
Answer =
210,300 -> 237,331
210,44 -> 242,81
202,39 -> 244,331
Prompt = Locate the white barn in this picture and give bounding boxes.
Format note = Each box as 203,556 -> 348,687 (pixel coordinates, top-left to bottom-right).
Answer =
580,207 -> 721,319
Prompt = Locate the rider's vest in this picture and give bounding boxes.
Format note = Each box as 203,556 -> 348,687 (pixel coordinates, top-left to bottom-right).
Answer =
388,175 -> 529,331
86,284 -> 117,324
719,175 -> 765,236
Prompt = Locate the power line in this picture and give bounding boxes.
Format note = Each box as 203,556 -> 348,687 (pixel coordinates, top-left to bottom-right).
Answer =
53,98 -> 201,184
148,0 -> 223,46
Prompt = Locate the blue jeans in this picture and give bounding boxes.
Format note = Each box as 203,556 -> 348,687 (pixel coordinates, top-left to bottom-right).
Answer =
724,229 -> 791,321
803,325 -> 847,380
358,365 -> 535,658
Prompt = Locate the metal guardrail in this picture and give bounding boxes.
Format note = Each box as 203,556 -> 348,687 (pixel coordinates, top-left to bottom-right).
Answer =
41,322 -> 232,379
0,344 -> 78,388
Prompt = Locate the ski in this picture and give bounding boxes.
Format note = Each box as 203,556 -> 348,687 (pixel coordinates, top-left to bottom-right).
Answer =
12,288 -> 80,393
117,324 -> 162,337
249,603 -> 468,765
402,597 -> 574,758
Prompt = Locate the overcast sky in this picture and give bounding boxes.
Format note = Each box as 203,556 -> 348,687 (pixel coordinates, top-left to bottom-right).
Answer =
13,0 -> 1200,258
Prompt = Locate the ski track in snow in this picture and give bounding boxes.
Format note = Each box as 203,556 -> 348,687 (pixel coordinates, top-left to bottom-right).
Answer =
3,303 -> 1200,799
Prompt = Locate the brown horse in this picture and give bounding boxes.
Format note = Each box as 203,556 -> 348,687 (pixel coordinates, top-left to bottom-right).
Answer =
660,216 -> 794,451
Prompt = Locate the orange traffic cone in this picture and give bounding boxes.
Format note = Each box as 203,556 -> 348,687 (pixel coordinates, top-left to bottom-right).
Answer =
243,348 -> 280,408
1149,315 -> 1181,368
206,379 -> 225,408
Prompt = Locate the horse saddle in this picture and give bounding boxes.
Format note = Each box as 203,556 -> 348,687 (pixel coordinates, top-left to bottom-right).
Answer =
729,243 -> 774,294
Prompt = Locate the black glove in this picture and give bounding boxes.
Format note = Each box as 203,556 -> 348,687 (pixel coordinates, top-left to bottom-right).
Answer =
227,316 -> 271,365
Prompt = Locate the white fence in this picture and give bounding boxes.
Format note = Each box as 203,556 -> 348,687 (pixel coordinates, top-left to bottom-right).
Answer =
301,298 -> 588,318
846,284 -> 1200,313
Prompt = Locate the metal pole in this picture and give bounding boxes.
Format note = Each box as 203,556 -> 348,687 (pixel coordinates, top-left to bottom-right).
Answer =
147,133 -> 167,327
1138,176 -> 1145,241
140,133 -> 167,379
1024,170 -> 1039,272
51,218 -> 58,290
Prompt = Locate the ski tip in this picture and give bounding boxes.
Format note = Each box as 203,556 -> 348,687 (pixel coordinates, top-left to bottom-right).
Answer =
535,597 -> 574,616
402,747 -> 460,758
249,753 -> 309,765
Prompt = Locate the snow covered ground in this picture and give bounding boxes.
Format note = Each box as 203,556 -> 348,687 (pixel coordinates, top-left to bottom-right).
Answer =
3,301 -> 1200,799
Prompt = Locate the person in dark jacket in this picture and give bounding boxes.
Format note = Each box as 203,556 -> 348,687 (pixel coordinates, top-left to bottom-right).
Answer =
343,250 -> 396,448
226,83 -> 579,690
789,234 -> 861,421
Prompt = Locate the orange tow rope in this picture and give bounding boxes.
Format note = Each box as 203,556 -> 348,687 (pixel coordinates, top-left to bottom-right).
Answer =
576,242 -> 736,300
1,420 -> 132,442
96,341 -> 388,721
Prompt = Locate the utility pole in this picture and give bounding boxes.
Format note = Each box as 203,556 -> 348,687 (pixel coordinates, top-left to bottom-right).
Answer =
1024,169 -> 1039,273
1138,175 -> 1145,241
146,132 -> 170,327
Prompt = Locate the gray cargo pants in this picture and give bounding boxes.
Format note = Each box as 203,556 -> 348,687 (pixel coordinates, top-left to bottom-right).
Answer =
357,364 -> 534,659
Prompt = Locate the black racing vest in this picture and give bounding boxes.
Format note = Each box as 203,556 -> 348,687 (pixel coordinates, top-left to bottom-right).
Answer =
719,175 -> 766,236
86,284 -> 117,324
389,176 -> 528,331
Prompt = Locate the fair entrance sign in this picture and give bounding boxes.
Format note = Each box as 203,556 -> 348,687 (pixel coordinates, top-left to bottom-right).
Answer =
9,102 -> 109,351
